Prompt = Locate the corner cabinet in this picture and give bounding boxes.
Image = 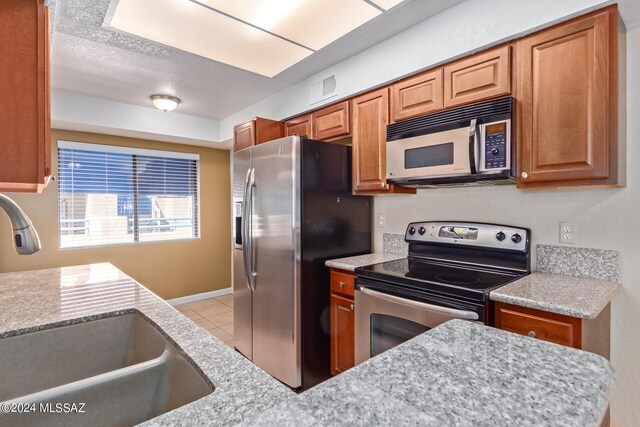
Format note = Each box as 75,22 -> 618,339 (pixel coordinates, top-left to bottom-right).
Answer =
233,117 -> 284,152
330,269 -> 356,375
0,0 -> 51,193
352,88 -> 415,195
517,6 -> 619,189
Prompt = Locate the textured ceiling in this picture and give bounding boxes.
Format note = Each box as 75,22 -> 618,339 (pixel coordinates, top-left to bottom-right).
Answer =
50,0 -> 466,120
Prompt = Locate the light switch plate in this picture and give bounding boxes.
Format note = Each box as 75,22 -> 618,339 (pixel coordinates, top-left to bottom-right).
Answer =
378,213 -> 386,227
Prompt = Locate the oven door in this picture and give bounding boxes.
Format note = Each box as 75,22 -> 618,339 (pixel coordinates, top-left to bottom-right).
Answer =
354,279 -> 482,364
386,124 -> 477,182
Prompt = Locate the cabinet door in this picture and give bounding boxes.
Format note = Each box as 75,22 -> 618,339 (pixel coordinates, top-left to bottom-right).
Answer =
352,88 -> 390,192
517,9 -> 616,186
233,120 -> 255,152
330,293 -> 355,375
254,117 -> 284,145
285,114 -> 312,137
494,302 -> 582,349
391,69 -> 443,122
0,0 -> 51,193
312,101 -> 351,141
443,45 -> 511,109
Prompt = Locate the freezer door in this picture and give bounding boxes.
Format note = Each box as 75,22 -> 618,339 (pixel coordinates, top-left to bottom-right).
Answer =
251,136 -> 301,388
233,148 -> 252,360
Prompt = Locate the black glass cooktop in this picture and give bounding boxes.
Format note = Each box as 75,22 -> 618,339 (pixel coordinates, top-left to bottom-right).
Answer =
355,257 -> 524,302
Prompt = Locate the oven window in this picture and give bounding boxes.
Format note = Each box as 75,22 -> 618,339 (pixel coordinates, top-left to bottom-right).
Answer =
370,314 -> 429,358
405,142 -> 454,169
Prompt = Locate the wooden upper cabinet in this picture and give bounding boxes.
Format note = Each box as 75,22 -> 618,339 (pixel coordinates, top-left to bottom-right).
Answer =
313,101 -> 351,141
284,114 -> 312,138
233,117 -> 284,152
391,69 -> 443,123
0,0 -> 51,193
352,89 -> 415,195
352,88 -> 389,192
443,45 -> 511,109
517,6 -> 618,188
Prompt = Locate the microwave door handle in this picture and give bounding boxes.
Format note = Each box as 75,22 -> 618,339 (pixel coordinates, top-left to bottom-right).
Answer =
359,287 -> 479,320
468,118 -> 479,175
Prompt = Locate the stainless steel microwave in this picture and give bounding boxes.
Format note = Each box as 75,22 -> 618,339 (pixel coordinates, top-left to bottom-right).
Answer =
386,97 -> 516,187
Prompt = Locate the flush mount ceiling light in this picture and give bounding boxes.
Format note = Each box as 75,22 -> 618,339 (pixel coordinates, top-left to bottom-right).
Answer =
150,95 -> 181,112
105,0 -> 405,77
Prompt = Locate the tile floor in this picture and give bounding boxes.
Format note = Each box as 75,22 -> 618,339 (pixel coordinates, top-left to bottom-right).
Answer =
174,294 -> 235,347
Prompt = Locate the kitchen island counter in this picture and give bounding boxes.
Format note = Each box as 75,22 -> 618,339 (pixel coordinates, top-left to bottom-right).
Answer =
242,319 -> 613,427
0,263 -> 294,426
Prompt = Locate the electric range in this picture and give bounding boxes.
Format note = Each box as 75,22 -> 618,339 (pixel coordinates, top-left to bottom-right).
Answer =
354,221 -> 530,363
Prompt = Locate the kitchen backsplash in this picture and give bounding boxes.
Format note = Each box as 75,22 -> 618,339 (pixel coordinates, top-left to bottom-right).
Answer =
536,245 -> 620,282
383,233 -> 408,256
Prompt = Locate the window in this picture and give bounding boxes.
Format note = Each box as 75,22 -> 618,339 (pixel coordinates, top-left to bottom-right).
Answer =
58,141 -> 199,248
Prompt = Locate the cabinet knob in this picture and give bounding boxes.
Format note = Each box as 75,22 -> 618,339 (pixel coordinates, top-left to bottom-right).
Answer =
521,172 -> 529,179
339,281 -> 345,288
527,330 -> 536,338
350,304 -> 354,311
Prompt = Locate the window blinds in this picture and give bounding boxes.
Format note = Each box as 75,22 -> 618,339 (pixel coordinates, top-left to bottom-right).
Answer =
57,141 -> 199,248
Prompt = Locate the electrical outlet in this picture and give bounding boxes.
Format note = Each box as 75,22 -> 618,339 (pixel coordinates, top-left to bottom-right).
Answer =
378,213 -> 386,227
559,222 -> 576,244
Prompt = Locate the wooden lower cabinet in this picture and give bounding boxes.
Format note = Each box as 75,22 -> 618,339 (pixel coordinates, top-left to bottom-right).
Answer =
517,5 -> 619,189
494,302 -> 582,349
330,269 -> 355,375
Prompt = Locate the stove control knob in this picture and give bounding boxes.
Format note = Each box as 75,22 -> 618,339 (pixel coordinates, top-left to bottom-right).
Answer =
418,227 -> 426,235
408,227 -> 416,236
495,231 -> 506,242
511,233 -> 523,244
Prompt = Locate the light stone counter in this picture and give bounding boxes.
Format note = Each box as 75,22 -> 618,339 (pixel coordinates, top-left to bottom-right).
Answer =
325,253 -> 405,272
490,272 -> 621,319
0,263 -> 294,426
243,320 -> 614,427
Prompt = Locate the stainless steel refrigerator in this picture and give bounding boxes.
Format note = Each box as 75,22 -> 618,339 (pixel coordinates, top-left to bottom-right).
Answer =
233,135 -> 371,389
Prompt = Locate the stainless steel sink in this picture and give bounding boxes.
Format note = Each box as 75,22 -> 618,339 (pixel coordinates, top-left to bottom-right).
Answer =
0,312 -> 214,426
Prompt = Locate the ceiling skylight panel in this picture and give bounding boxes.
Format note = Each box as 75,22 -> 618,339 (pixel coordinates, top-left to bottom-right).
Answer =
194,0 -> 382,51
108,0 -> 313,77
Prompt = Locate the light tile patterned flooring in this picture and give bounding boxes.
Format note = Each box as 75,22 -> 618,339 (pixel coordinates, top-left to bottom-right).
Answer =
174,295 -> 235,347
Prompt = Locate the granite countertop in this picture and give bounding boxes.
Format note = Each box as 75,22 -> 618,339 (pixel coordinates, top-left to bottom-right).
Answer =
0,263 -> 294,426
325,253 -> 405,272
490,272 -> 621,319
244,319 -> 613,427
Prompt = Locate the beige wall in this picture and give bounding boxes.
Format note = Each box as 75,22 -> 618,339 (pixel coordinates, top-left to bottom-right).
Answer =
0,130 -> 231,300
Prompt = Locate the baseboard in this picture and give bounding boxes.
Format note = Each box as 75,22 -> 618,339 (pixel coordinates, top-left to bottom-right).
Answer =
166,287 -> 232,306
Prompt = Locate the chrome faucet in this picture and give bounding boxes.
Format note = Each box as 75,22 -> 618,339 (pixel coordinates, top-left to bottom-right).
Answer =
0,194 -> 41,255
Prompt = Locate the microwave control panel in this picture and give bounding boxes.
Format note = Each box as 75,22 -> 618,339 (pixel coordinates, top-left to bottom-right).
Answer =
481,120 -> 510,171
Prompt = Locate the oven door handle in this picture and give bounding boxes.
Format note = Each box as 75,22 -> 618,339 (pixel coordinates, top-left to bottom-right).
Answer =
358,287 -> 479,320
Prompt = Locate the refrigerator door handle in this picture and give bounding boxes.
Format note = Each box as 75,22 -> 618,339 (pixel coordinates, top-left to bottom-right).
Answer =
242,168 -> 252,291
247,168 -> 257,291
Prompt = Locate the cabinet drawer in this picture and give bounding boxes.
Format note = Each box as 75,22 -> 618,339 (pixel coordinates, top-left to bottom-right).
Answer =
443,45 -> 511,108
494,302 -> 582,348
312,101 -> 351,141
330,269 -> 355,298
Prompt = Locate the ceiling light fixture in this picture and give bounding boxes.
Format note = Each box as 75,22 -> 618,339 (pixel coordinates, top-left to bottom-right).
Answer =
150,94 -> 181,112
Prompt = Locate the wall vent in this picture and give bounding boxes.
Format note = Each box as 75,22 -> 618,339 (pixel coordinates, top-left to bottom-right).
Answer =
309,72 -> 338,105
